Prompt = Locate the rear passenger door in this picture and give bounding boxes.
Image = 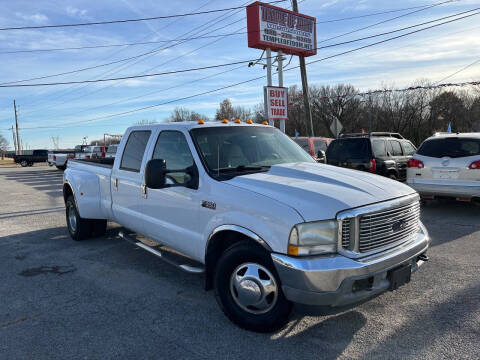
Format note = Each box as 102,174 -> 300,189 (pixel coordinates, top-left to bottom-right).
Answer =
387,140 -> 406,180
111,130 -> 152,233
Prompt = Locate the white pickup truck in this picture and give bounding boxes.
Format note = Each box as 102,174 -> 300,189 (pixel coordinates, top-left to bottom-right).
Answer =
63,121 -> 430,332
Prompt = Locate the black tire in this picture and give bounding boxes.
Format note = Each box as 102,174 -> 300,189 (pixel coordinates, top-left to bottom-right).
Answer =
20,160 -> 28,167
214,242 -> 292,333
91,219 -> 107,238
389,173 -> 397,181
66,196 -> 92,241
28,162 -> 34,167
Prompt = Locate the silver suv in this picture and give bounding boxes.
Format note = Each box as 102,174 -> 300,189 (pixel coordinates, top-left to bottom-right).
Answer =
407,133 -> 480,201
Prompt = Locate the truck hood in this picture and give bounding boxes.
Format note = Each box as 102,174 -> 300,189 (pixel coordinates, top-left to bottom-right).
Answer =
225,162 -> 416,222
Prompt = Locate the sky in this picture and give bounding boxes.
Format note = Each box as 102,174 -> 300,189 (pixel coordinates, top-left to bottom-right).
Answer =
0,0 -> 479,149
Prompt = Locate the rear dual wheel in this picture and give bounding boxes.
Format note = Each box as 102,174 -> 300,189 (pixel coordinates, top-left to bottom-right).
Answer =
66,196 -> 107,241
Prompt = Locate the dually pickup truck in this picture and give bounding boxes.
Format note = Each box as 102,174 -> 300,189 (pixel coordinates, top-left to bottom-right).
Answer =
63,122 -> 430,332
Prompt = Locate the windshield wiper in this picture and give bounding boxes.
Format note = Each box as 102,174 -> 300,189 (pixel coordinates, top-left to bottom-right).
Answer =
215,165 -> 270,177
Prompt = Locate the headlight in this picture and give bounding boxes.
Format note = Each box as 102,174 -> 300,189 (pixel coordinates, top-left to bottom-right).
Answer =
288,220 -> 338,256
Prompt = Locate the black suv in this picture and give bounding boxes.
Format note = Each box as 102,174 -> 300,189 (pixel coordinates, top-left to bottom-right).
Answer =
326,132 -> 416,181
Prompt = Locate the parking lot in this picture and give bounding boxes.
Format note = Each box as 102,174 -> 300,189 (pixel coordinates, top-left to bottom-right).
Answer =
0,165 -> 478,359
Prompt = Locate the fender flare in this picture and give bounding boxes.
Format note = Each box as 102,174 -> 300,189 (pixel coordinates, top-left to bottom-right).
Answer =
206,224 -> 272,254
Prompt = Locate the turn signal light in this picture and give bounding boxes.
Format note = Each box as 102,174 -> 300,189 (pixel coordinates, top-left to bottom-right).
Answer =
369,158 -> 376,172
468,160 -> 480,169
407,159 -> 424,168
221,119 -> 229,124
287,245 -> 299,256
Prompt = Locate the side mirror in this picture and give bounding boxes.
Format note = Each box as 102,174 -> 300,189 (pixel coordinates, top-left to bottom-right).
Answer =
317,150 -> 326,163
145,159 -> 167,189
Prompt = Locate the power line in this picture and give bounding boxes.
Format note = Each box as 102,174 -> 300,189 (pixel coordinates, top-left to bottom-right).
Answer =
2,8 -> 478,89
318,0 -> 457,45
435,58 -> 480,84
0,2 -> 451,55
10,10 -> 479,131
0,1 -> 287,31
0,0 -> 445,86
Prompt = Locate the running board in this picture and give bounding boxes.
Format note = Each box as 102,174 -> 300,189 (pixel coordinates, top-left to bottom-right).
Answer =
118,231 -> 205,274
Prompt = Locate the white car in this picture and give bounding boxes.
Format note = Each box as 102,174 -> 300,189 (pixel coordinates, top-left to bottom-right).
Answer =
63,122 -> 430,332
407,133 -> 480,202
105,145 -> 118,159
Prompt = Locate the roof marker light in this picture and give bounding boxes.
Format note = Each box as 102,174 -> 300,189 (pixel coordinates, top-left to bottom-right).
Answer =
197,119 -> 204,125
234,118 -> 241,124
262,121 -> 268,125
221,119 -> 229,124
246,119 -> 253,124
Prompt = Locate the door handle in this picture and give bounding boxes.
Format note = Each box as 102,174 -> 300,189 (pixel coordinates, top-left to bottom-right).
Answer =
141,184 -> 147,199
113,178 -> 118,191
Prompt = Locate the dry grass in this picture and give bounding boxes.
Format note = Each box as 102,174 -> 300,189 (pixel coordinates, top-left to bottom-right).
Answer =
0,158 -> 16,166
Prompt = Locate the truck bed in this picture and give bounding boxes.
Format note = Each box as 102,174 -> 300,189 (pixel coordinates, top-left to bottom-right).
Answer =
72,158 -> 114,168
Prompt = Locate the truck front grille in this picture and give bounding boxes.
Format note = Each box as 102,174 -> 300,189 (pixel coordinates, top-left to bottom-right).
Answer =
341,219 -> 351,249
340,198 -> 420,255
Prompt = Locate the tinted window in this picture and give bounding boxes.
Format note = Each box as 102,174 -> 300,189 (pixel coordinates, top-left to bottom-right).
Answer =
401,141 -> 416,156
152,131 -> 194,185
371,140 -> 386,157
389,140 -> 403,156
107,146 -> 118,153
313,139 -> 327,153
417,138 -> 480,158
120,130 -> 151,172
326,138 -> 370,160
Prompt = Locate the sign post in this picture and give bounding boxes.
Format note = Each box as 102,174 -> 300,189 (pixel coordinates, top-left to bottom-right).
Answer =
247,1 -> 316,133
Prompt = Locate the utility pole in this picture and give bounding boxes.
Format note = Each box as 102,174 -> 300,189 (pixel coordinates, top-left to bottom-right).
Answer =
292,0 -> 314,137
11,125 -> 17,154
14,100 -> 21,155
278,50 -> 286,133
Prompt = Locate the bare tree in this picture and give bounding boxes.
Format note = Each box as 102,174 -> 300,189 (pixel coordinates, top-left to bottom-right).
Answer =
0,133 -> 9,160
166,107 -> 209,122
215,99 -> 235,120
135,119 -> 158,125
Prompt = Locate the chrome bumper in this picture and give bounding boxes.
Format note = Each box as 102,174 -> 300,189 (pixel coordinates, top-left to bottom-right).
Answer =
272,224 -> 430,307
407,180 -> 480,198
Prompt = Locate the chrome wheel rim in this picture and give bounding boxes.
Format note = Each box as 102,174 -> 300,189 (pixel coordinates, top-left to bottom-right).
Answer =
229,263 -> 278,314
68,203 -> 77,233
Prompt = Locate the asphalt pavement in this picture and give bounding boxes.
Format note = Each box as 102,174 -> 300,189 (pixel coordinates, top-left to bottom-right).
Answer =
0,166 -> 478,359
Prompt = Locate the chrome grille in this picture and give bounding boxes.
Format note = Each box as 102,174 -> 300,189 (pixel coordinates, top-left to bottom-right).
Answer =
341,219 -> 351,249
358,201 -> 420,253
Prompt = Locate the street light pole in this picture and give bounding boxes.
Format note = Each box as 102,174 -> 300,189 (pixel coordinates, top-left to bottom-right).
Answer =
292,0 -> 314,137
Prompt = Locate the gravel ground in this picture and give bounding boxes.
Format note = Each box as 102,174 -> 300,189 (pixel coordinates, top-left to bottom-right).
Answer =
0,166 -> 478,360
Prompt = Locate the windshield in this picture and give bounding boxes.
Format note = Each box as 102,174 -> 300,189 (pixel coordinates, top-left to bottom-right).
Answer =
417,138 -> 480,158
190,126 -> 315,179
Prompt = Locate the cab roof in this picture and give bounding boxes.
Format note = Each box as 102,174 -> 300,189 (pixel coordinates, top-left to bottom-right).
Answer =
428,132 -> 480,140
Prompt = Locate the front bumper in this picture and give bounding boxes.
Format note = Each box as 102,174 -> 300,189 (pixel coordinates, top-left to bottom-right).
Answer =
407,179 -> 480,198
272,224 -> 430,307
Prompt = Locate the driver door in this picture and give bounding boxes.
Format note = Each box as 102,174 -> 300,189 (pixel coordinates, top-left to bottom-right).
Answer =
140,130 -> 202,260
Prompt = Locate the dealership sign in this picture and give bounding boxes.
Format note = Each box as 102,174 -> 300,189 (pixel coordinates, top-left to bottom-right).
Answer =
264,86 -> 288,120
247,1 -> 317,57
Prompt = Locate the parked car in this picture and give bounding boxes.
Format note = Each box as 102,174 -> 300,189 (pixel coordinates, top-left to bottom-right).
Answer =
326,132 -> 417,181
63,122 -> 430,332
48,150 -> 76,167
14,149 -> 48,167
105,145 -> 118,159
407,132 -> 480,202
292,136 -> 333,162
81,146 -> 106,160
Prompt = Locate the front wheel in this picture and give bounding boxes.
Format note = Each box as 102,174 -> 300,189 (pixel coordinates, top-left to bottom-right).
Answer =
214,242 -> 292,332
20,160 -> 28,167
